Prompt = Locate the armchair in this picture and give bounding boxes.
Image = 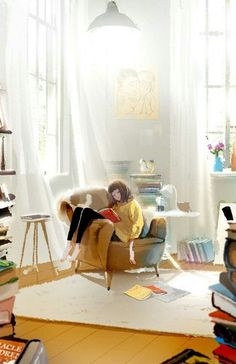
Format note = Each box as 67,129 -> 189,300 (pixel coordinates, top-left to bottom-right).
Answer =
57,186 -> 166,290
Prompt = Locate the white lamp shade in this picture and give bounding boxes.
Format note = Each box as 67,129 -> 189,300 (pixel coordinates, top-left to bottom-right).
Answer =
88,1 -> 139,32
160,184 -> 178,210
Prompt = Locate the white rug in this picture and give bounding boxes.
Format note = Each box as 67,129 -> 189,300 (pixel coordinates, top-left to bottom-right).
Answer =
14,269 -> 219,337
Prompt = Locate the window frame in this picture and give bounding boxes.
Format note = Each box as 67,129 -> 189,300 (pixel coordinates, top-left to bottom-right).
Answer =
27,0 -> 63,175
205,0 -> 236,167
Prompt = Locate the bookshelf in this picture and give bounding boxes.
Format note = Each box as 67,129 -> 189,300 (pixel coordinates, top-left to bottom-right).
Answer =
0,126 -> 18,338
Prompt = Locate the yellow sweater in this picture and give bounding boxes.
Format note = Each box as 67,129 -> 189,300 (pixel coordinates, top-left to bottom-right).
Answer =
112,199 -> 144,243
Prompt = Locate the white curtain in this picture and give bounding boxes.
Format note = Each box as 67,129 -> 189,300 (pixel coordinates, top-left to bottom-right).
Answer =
5,0 -> 66,265
170,0 -> 214,239
65,0 -> 141,187
65,0 -> 108,187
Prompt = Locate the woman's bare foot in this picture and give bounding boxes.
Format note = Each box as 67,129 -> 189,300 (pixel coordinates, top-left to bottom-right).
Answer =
68,243 -> 80,261
61,241 -> 72,261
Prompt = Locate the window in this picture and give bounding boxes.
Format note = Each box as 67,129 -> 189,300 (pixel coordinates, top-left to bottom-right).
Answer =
27,0 -> 61,174
205,0 -> 236,167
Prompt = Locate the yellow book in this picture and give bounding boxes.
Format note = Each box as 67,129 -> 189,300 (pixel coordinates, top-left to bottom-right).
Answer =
124,285 -> 152,300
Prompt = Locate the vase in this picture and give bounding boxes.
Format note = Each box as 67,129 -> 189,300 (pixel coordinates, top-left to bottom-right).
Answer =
213,155 -> 223,172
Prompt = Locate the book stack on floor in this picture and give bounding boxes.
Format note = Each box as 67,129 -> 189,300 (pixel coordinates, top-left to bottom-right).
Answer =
208,208 -> 236,363
178,237 -> 214,263
0,259 -> 19,338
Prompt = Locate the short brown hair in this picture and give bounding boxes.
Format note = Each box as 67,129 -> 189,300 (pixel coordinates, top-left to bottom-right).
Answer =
108,180 -> 133,204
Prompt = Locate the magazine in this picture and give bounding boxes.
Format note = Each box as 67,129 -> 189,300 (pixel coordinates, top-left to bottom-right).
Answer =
152,282 -> 190,303
124,285 -> 152,300
144,285 -> 167,295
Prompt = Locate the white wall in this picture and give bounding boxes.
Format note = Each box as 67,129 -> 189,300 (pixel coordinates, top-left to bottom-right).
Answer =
0,1 -> 7,89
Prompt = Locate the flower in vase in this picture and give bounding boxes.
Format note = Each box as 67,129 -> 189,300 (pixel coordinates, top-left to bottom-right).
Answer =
207,142 -> 225,157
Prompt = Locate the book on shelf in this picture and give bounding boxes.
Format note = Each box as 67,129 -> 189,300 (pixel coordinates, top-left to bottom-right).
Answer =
0,208 -> 12,219
0,297 -> 15,325
209,283 -> 236,318
209,310 -> 236,327
0,278 -> 19,302
0,243 -> 12,252
124,284 -> 152,300
0,226 -> 8,236
0,217 -> 11,227
0,266 -> 17,285
98,208 -> 121,223
0,237 -> 12,244
0,251 -> 7,259
0,260 -> 16,273
213,343 -> 236,364
0,337 -> 27,363
220,272 -> 236,296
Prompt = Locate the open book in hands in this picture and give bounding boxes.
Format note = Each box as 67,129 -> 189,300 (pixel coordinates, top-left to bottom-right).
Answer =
98,208 -> 121,223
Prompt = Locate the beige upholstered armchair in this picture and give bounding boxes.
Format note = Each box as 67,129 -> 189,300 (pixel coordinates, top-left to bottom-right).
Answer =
57,186 -> 166,290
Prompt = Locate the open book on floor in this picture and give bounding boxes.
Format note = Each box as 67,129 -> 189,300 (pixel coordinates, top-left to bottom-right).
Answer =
124,284 -> 153,300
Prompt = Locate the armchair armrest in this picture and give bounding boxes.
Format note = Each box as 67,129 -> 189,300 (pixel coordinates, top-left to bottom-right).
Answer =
148,217 -> 166,241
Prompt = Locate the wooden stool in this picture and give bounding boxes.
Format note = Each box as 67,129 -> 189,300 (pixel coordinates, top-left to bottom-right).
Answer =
19,215 -> 58,275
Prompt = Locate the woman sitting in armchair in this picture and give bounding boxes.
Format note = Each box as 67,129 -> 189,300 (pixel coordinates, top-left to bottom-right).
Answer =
61,180 -> 144,264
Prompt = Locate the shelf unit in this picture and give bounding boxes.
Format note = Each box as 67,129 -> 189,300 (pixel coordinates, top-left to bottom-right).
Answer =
0,128 -> 18,338
130,173 -> 162,207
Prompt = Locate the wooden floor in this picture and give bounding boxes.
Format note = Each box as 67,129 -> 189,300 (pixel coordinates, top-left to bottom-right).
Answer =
13,257 -> 222,363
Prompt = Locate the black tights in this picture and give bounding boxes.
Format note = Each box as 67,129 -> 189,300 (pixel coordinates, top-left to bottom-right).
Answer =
67,207 -> 105,244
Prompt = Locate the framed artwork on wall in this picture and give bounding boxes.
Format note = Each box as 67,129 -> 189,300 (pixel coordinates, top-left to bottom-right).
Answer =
115,68 -> 159,120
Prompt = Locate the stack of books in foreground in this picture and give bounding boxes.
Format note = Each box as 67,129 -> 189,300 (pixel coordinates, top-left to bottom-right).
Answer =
208,220 -> 236,363
178,237 -> 214,263
0,259 -> 19,338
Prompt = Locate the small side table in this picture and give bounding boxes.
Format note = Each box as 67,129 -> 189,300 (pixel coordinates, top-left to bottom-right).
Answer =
19,214 -> 58,275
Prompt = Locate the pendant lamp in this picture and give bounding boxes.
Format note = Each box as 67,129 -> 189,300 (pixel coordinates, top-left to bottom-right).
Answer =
88,1 -> 139,32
